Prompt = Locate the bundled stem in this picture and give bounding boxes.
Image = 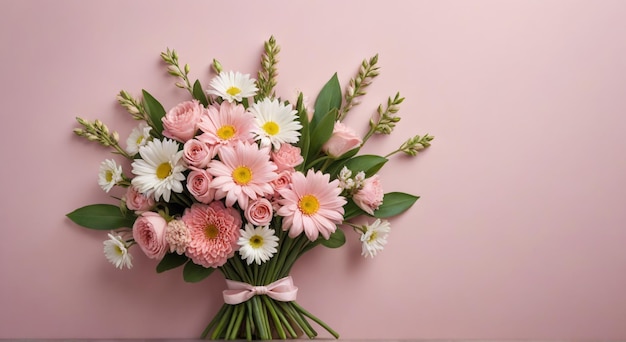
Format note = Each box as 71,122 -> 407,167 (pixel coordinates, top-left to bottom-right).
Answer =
203,224 -> 337,340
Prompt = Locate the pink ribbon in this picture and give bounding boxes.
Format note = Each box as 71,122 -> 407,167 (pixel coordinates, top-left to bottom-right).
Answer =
222,276 -> 298,305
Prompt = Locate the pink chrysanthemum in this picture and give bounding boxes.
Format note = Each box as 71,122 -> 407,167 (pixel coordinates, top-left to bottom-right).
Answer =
208,141 -> 278,210
183,202 -> 242,268
196,102 -> 255,149
276,169 -> 347,241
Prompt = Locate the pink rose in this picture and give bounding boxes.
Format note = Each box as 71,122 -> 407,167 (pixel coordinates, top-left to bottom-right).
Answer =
353,175 -> 384,215
271,170 -> 292,194
183,139 -> 214,168
132,212 -> 169,260
245,198 -> 274,226
186,169 -> 215,204
322,121 -> 362,158
162,100 -> 206,142
271,144 -> 303,171
124,186 -> 155,213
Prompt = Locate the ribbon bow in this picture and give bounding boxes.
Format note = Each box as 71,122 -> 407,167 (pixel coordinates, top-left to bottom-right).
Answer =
223,276 -> 298,305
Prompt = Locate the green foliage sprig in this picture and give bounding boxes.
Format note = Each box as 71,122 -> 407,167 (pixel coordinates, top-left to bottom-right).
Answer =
386,133 -> 435,157
337,54 -> 379,121
255,36 -> 280,100
73,117 -> 133,159
161,48 -> 193,94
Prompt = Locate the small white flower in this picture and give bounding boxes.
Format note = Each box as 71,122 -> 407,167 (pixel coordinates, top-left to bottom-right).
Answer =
98,159 -> 123,193
339,166 -> 352,181
360,219 -> 391,258
354,171 -> 366,189
249,98 -> 302,150
103,233 -> 133,269
131,138 -> 187,202
338,167 -> 354,190
125,122 -> 152,155
237,224 -> 279,265
207,71 -> 258,103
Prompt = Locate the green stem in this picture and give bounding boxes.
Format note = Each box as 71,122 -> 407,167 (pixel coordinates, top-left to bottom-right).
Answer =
384,148 -> 402,158
361,126 -> 376,146
262,296 -> 286,339
279,301 -> 316,338
245,301 -> 255,340
272,299 -> 298,338
210,304 -> 234,339
228,304 -> 246,340
201,304 -> 227,338
224,304 -> 240,339
292,301 -> 339,339
251,296 -> 270,340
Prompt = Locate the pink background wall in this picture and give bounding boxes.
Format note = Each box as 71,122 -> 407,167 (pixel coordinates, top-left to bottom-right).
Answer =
1,0 -> 625,339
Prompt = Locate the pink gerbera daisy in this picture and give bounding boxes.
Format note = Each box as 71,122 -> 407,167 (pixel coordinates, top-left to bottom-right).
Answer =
276,169 -> 347,241
196,101 -> 255,149
208,141 -> 278,210
183,201 -> 242,268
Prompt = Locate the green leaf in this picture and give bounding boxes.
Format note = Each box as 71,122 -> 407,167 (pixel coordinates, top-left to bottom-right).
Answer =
66,204 -> 136,230
340,155 -> 388,178
192,79 -> 208,106
183,261 -> 215,282
343,199 -> 366,220
295,93 -> 310,169
142,89 -> 165,135
307,108 -> 337,160
320,228 -> 346,248
312,73 -> 341,128
374,192 -> 419,218
156,253 -> 188,273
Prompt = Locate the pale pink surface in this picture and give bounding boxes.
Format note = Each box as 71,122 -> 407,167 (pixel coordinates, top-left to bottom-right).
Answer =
1,0 -> 626,339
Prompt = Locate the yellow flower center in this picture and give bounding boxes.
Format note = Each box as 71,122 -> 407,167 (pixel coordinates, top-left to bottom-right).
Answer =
226,86 -> 241,96
217,125 -> 236,140
262,121 -> 280,136
249,235 -> 264,249
105,170 -> 113,182
136,135 -> 144,145
232,166 -> 252,185
156,162 -> 172,179
205,224 -> 219,239
367,232 -> 378,243
298,194 -> 320,216
114,245 -> 124,256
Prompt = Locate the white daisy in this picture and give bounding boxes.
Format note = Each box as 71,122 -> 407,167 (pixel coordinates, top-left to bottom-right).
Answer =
360,219 -> 391,258
249,98 -> 302,149
125,122 -> 152,155
98,159 -> 123,193
103,233 -> 133,269
207,71 -> 258,103
131,138 -> 187,202
237,224 -> 279,265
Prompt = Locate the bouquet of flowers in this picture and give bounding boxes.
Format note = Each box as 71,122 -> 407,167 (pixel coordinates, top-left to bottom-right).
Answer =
67,36 -> 433,340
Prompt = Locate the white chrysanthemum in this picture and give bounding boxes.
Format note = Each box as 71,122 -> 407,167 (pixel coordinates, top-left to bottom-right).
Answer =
207,71 -> 258,103
249,98 -> 302,149
98,159 -> 123,193
237,224 -> 279,265
125,122 -> 152,155
103,233 -> 133,269
360,219 -> 391,258
131,138 -> 187,202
